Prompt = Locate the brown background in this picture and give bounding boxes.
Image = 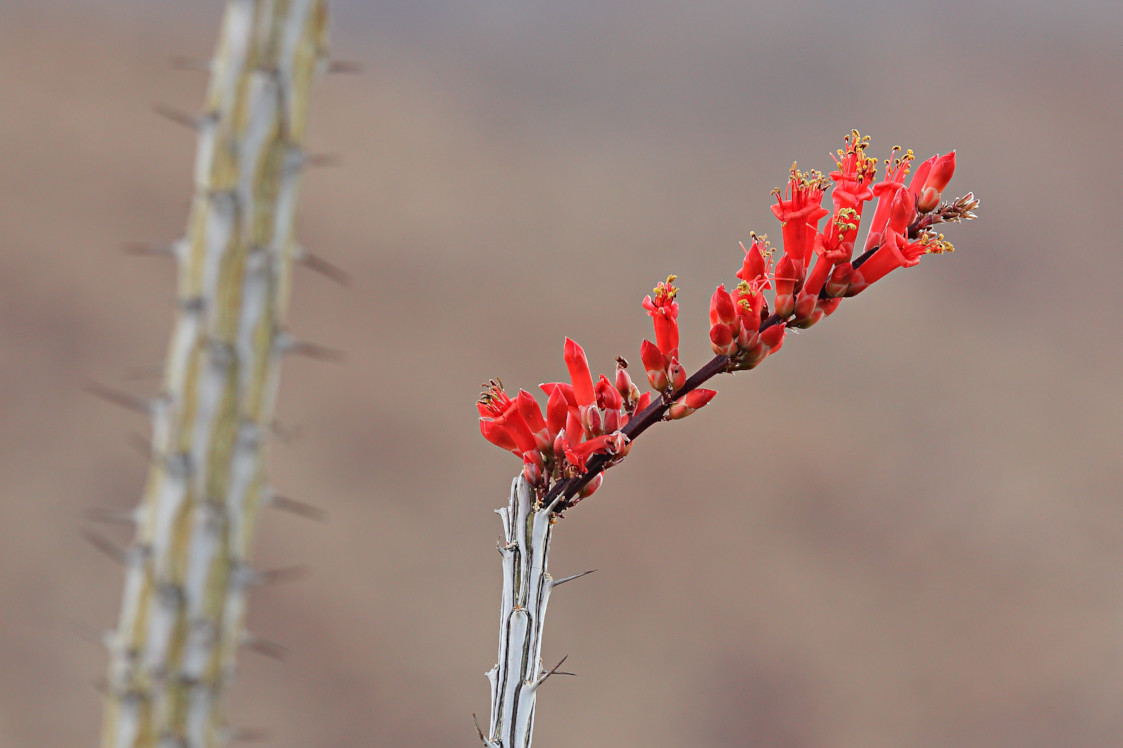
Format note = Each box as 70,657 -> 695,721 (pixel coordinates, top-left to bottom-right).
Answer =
2,1 -> 1121,746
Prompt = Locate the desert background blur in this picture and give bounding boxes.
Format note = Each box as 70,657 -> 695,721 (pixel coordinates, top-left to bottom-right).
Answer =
2,1 -> 1121,746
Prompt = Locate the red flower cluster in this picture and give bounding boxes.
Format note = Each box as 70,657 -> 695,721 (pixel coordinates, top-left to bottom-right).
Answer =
478,339 -> 648,499
480,131 -> 976,506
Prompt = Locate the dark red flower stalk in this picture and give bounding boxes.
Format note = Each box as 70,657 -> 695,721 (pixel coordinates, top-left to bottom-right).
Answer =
479,131 -> 978,511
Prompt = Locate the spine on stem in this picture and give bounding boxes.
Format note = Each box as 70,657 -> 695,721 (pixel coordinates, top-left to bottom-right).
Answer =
100,2 -> 329,746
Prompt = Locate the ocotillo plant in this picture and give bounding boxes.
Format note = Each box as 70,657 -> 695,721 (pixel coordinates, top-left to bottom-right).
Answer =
478,131 -> 978,747
95,2 -> 331,746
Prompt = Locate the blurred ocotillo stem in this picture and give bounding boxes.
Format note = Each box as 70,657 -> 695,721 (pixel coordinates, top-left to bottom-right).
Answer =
100,2 -> 329,746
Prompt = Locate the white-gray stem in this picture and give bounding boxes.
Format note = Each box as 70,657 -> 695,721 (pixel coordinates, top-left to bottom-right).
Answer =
484,476 -> 563,748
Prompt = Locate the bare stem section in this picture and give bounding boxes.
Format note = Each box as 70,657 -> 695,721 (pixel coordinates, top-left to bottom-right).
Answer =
485,477 -> 567,748
101,2 -> 329,746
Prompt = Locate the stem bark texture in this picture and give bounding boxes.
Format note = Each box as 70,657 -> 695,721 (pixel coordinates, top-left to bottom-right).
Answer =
485,477 -> 561,748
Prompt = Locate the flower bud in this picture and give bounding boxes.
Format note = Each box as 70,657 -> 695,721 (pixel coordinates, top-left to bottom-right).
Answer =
710,323 -> 738,356
709,284 -> 739,329
578,472 -> 603,499
668,357 -> 687,391
917,151 -> 956,213
667,388 -> 717,420
614,359 -> 641,408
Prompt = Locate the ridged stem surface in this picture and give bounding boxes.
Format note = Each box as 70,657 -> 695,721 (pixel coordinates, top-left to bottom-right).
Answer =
485,476 -> 561,748
101,2 -> 329,746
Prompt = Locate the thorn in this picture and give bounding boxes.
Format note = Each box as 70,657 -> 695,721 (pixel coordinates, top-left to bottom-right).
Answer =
550,569 -> 597,588
534,654 -> 574,688
66,617 -> 111,649
224,727 -> 271,742
82,532 -> 132,566
296,248 -> 350,287
268,419 -> 304,445
84,506 -> 139,525
267,492 -> 327,522
124,363 -> 164,381
242,633 -> 286,661
274,332 -> 344,363
233,563 -> 310,589
472,714 -> 489,746
152,102 -> 201,131
169,56 -> 210,73
85,381 -> 153,415
257,565 -> 310,586
122,241 -> 175,258
327,59 -> 363,74
126,431 -> 155,460
305,152 -> 342,169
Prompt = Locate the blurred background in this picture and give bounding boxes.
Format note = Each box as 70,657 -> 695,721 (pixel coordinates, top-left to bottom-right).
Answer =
2,1 -> 1121,746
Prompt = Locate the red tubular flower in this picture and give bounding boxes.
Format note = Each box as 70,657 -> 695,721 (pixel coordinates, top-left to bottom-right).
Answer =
736,235 -> 773,288
594,374 -> 624,433
640,338 -> 669,391
642,275 -> 680,359
564,432 -> 629,471
667,388 -> 717,420
708,284 -> 741,356
564,337 -> 596,411
516,389 -> 551,451
544,385 -> 568,439
863,147 -> 914,251
478,382 -> 538,455
824,262 -> 854,298
915,151 -> 956,213
480,419 -> 519,453
771,165 -> 829,274
772,254 -> 800,318
822,130 -> 876,259
847,231 -> 954,294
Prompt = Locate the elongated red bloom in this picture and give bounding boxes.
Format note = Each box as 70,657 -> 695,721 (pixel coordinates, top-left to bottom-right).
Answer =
736,235 -> 773,288
564,337 -> 596,411
772,165 -> 830,274
864,147 -> 914,251
642,275 -> 680,359
478,382 -> 539,455
640,339 -> 669,391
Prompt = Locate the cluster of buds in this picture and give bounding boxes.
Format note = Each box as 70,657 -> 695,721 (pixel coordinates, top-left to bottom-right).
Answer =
480,130 -> 977,508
